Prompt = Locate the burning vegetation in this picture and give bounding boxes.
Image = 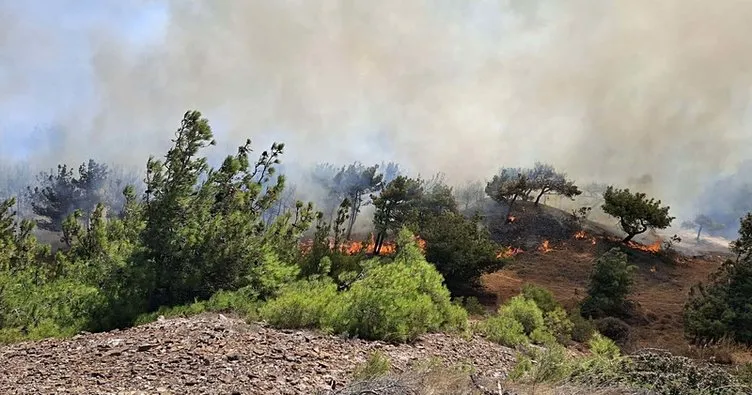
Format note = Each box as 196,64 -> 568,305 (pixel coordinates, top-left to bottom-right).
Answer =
538,240 -> 553,253
627,240 -> 662,253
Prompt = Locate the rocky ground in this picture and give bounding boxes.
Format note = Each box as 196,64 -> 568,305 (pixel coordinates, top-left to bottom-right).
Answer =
0,313 -> 516,395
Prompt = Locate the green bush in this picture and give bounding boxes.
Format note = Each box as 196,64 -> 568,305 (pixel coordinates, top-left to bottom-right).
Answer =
498,295 -> 545,336
581,248 -> 636,318
570,333 -> 627,387
530,327 -> 557,345
544,306 -> 574,344
569,306 -> 596,343
509,343 -> 572,385
684,215 -> 752,344
332,230 -> 468,342
455,296 -> 486,316
521,283 -> 559,313
480,314 -> 528,347
260,279 -> 338,330
420,211 -> 504,295
259,229 -> 467,343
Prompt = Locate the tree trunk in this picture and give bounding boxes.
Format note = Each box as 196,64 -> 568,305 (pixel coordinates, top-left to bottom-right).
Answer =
345,195 -> 360,240
696,225 -> 703,242
505,195 -> 518,222
622,233 -> 637,243
534,189 -> 548,206
374,232 -> 384,255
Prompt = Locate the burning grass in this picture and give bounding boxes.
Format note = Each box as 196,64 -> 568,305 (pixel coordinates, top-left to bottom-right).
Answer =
298,236 -> 409,256
627,239 -> 662,253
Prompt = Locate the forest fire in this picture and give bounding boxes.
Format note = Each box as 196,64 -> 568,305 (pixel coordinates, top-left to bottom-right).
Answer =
497,247 -> 524,258
627,240 -> 662,253
538,240 -> 553,253
574,230 -> 598,245
507,216 -> 517,223
299,235 -> 425,256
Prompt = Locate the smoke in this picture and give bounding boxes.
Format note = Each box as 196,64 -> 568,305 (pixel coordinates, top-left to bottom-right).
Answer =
3,0 -> 752,226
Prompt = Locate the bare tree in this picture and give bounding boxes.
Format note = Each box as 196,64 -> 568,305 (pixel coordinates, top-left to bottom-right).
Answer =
455,180 -> 486,213
681,214 -> 725,241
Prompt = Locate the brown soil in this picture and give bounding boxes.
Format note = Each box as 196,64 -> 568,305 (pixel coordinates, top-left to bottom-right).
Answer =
0,314 -> 515,395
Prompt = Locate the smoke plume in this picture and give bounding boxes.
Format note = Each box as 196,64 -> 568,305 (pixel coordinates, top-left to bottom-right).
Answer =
3,0 -> 752,225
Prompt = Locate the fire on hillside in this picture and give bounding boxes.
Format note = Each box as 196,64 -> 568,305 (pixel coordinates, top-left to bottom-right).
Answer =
300,234 -> 525,261
298,235 -> 425,256
574,230 -> 598,245
627,240 -> 662,253
538,240 -> 553,253
497,247 -> 524,258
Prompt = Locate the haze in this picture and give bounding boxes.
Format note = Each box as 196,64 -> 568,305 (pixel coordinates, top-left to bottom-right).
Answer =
2,0 -> 752,222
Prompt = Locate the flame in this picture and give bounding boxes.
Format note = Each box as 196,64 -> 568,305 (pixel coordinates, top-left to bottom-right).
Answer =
627,240 -> 661,253
538,240 -> 553,253
507,216 -> 517,223
497,247 -> 524,258
574,230 -> 598,245
299,235 -> 424,256
650,265 -> 657,273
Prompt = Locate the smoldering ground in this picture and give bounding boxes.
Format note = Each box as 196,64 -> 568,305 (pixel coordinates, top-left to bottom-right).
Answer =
2,0 -> 752,232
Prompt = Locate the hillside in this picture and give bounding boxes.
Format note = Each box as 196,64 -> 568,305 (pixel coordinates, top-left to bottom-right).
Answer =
0,314 -> 515,395
480,201 -> 737,357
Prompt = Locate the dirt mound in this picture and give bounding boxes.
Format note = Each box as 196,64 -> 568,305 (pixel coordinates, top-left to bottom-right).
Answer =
0,314 -> 515,395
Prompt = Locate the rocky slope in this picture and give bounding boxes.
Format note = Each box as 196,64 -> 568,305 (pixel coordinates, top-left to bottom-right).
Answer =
0,313 -> 515,395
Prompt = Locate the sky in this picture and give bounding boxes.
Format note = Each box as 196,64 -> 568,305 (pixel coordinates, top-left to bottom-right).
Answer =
0,0 -> 168,159
2,0 -> 752,224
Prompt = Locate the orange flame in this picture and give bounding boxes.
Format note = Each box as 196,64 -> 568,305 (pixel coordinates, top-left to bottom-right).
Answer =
299,235 -> 424,256
574,230 -> 598,245
538,240 -> 553,253
507,216 -> 517,223
497,247 -> 524,258
627,240 -> 661,253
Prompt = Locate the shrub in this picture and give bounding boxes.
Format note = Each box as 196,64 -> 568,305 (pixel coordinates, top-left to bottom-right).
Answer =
581,248 -> 635,318
530,327 -> 557,346
352,351 -> 392,381
569,333 -> 627,387
684,254 -> 752,344
509,343 -> 572,385
330,229 -> 468,342
595,317 -> 631,346
624,350 -> 745,395
420,212 -> 504,295
260,279 -> 338,330
569,307 -> 596,343
455,296 -> 486,316
480,314 -> 528,347
544,307 -> 574,344
521,283 -> 559,313
498,295 -> 545,336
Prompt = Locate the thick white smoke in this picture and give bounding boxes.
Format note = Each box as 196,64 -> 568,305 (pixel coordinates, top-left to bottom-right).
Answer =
3,0 -> 752,224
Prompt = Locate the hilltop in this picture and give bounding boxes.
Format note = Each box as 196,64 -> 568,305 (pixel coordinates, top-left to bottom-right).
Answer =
480,201 -> 739,358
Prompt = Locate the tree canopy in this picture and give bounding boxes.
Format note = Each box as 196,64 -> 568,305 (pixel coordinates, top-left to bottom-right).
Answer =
601,186 -> 675,243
